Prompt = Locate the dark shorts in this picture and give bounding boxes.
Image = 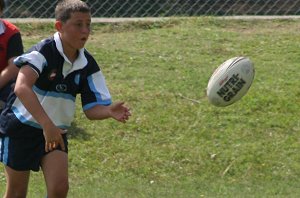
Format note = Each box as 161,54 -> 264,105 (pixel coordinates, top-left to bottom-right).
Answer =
0,126 -> 68,172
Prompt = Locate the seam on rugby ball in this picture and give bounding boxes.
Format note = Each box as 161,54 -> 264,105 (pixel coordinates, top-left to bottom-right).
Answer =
227,57 -> 246,71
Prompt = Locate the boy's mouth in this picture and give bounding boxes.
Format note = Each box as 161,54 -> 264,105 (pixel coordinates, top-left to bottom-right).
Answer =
81,37 -> 87,42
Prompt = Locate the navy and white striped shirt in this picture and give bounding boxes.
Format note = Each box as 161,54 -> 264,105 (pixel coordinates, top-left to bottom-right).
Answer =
0,32 -> 111,131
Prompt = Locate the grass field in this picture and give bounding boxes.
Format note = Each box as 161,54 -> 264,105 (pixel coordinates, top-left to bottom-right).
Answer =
1,17 -> 300,197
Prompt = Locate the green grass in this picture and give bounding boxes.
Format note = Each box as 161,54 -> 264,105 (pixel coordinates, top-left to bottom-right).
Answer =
1,17 -> 300,197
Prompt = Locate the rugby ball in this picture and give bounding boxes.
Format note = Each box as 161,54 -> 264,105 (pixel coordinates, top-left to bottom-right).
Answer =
207,57 -> 255,107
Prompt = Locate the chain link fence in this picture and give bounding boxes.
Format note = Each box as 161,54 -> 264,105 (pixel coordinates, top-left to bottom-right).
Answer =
3,0 -> 300,18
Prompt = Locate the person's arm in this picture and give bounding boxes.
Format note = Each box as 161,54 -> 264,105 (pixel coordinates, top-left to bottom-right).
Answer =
14,65 -> 65,152
84,101 -> 131,123
0,32 -> 23,89
0,57 -> 19,89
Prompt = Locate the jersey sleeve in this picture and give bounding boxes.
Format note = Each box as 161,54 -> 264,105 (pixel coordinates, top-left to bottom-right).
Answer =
13,38 -> 54,76
7,32 -> 24,59
80,59 -> 112,110
13,50 -> 47,76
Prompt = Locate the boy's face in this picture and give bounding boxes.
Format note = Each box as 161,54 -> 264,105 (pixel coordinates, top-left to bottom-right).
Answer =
56,11 -> 91,51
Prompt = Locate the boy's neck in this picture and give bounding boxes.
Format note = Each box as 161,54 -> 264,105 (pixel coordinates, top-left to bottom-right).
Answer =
64,50 -> 78,64
59,34 -> 79,63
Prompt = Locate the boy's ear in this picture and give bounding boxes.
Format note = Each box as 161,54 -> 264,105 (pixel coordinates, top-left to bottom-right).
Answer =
55,21 -> 63,32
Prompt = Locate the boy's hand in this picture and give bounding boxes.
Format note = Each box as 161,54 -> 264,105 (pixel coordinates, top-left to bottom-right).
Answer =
110,102 -> 131,123
43,125 -> 66,152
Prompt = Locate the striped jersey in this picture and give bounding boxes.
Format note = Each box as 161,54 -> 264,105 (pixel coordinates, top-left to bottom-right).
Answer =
0,32 -> 112,131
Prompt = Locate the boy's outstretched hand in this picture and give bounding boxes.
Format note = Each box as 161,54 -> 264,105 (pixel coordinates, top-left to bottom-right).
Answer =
109,102 -> 131,123
84,101 -> 131,122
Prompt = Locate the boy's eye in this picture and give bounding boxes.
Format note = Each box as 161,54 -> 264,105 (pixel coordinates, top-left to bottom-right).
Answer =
75,23 -> 91,29
76,23 -> 83,27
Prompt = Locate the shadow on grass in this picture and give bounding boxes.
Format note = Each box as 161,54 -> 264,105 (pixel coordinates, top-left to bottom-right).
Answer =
67,122 -> 92,141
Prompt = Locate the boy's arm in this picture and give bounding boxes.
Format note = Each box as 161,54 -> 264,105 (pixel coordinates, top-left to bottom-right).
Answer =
15,65 -> 65,152
84,101 -> 131,123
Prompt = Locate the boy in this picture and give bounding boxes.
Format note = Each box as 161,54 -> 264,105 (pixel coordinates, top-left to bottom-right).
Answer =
0,0 -> 131,197
0,0 -> 24,113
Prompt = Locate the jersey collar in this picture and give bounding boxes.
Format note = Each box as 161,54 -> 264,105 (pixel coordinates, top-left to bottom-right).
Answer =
54,32 -> 88,71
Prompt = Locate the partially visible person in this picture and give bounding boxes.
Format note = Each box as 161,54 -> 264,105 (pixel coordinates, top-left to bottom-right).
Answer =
0,0 -> 24,112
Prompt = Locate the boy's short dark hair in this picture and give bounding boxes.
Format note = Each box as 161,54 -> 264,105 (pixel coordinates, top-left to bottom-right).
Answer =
55,0 -> 90,22
0,0 -> 5,12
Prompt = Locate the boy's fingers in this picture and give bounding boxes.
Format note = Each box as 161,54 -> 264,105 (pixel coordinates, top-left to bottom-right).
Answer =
59,137 -> 66,151
49,142 -> 54,151
45,142 -> 53,152
45,138 -> 65,152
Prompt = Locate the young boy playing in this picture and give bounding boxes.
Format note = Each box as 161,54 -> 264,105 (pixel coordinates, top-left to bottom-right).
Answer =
0,0 -> 24,113
0,0 -> 131,197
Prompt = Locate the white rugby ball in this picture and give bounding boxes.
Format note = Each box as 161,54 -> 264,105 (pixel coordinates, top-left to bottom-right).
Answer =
207,57 -> 255,107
